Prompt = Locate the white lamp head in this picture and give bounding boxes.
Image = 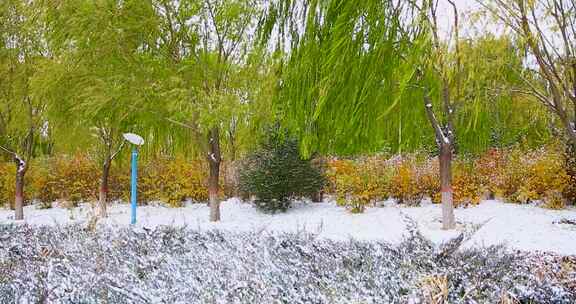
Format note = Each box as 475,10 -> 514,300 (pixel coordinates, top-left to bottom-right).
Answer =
123,133 -> 145,146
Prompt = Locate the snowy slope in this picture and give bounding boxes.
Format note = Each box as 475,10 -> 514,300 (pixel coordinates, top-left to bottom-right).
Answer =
1,198 -> 575,255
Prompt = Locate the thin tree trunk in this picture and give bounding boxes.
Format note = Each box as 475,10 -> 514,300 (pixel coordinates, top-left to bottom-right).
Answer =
562,117 -> 576,147
207,127 -> 221,222
439,143 -> 455,230
228,125 -> 237,162
98,159 -> 111,217
229,137 -> 236,162
14,169 -> 25,221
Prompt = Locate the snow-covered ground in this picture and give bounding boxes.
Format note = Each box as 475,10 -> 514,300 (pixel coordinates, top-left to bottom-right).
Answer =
1,198 -> 576,255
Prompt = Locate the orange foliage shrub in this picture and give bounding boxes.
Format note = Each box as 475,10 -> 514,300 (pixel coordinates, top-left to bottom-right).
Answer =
325,144 -> 574,210
493,146 -> 570,204
34,155 -> 99,206
0,162 -> 16,208
474,148 -> 507,198
451,161 -> 483,206
326,157 -> 392,213
389,159 -> 422,205
1,154 -> 212,208
415,158 -> 440,203
563,147 -> 576,205
140,157 -> 208,207
1,144 -> 574,210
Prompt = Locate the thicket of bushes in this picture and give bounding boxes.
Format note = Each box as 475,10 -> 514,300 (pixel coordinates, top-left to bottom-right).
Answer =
0,155 -> 210,208
327,143 -> 576,212
1,144 -> 575,211
2,224 -> 574,303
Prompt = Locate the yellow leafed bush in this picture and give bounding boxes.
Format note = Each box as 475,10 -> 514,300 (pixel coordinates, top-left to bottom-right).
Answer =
140,157 -> 208,207
542,190 -> 567,209
0,162 -> 16,209
416,158 -> 440,203
34,155 -> 99,206
0,161 -> 39,209
563,149 -> 576,205
451,161 -> 483,206
1,154 -> 212,208
325,144 -> 574,210
1,144 -> 574,211
326,157 -> 392,212
493,145 -> 570,204
389,160 -> 422,205
474,148 -> 507,198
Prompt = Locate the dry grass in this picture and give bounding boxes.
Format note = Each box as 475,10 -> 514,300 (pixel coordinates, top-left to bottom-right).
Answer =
419,275 -> 449,304
499,291 -> 520,304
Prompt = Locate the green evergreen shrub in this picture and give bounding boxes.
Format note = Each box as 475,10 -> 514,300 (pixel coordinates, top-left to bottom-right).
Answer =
238,131 -> 326,213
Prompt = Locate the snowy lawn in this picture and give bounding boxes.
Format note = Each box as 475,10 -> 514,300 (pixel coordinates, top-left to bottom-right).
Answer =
1,198 -> 575,255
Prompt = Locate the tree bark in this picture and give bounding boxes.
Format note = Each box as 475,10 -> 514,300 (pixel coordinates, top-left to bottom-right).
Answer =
423,92 -> 456,230
561,116 -> 576,147
14,169 -> 25,221
13,154 -> 27,220
98,159 -> 111,217
207,127 -> 221,222
439,143 -> 455,230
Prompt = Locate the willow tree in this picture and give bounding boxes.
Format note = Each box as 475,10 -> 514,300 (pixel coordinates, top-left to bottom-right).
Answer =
38,0 -> 159,216
455,34 -> 551,151
153,0 -> 265,221
0,0 -> 48,219
260,0 -> 428,156
481,0 -> 576,149
261,0 -> 465,227
275,0 -> 461,229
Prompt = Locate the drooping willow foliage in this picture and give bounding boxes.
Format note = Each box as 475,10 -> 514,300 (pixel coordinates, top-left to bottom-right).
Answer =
259,0 -> 427,156
0,0 -> 555,164
261,0 -> 551,156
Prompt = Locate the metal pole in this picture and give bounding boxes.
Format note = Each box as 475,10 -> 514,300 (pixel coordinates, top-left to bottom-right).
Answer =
130,146 -> 138,225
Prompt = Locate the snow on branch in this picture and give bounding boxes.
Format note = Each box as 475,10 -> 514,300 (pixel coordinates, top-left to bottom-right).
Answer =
14,154 -> 26,173
209,152 -> 218,163
423,94 -> 450,146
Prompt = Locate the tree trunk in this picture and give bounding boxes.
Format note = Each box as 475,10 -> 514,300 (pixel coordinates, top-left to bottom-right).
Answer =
439,143 -> 455,230
228,129 -> 236,162
562,118 -> 576,147
14,168 -> 25,221
311,190 -> 323,203
98,159 -> 111,217
207,127 -> 221,222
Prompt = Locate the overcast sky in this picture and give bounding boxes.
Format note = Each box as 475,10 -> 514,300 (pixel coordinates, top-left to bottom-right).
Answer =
436,0 -> 497,39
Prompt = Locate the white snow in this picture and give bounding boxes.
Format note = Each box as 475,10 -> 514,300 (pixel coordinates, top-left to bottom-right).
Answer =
15,154 -> 26,173
1,198 -> 575,255
209,152 -> 217,162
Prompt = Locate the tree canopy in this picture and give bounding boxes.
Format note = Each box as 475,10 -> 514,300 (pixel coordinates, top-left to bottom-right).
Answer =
0,0 -> 570,221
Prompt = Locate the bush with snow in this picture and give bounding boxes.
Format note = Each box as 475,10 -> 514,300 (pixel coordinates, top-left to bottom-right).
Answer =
238,130 -> 325,213
0,223 -> 574,303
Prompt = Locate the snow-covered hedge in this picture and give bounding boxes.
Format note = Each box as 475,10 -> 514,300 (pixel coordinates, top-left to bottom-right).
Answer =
0,224 -> 574,303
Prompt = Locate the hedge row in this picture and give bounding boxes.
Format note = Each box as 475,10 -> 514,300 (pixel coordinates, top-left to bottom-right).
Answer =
1,144 -> 575,211
326,144 -> 576,212
0,155 -> 214,208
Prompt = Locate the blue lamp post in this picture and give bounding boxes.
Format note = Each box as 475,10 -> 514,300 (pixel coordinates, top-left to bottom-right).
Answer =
123,133 -> 144,225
